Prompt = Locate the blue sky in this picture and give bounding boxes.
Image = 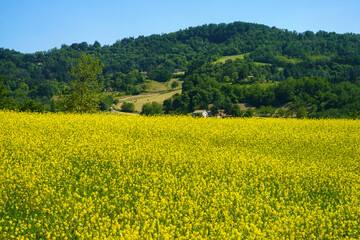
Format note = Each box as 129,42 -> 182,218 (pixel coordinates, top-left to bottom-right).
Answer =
1,0 -> 360,53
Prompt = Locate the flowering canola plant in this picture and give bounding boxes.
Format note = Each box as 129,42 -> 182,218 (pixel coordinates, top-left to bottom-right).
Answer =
0,111 -> 359,239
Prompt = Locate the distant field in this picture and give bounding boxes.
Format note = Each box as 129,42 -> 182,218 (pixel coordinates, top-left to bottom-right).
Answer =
142,80 -> 168,92
274,55 -> 303,64
253,62 -> 272,66
1,111 -> 359,239
306,55 -> 331,62
115,89 -> 182,112
173,71 -> 185,77
214,53 -> 326,67
142,79 -> 182,93
214,53 -> 271,66
114,79 -> 182,112
214,54 -> 248,64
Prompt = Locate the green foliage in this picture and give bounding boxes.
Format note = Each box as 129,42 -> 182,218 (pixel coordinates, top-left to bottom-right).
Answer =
141,102 -> 164,116
148,69 -> 172,82
244,108 -> 254,117
121,101 -> 135,113
99,94 -> 115,111
258,105 -> 277,117
174,56 -> 360,118
228,104 -> 244,117
113,98 -> 119,105
112,70 -> 146,94
58,54 -> 103,113
171,80 -> 180,89
297,107 -> 308,119
0,21 -> 360,117
163,93 -> 189,114
0,76 -> 11,109
19,100 -> 44,112
276,109 -> 287,118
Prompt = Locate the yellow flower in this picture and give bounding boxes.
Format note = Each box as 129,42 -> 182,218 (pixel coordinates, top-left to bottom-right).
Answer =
0,111 -> 359,238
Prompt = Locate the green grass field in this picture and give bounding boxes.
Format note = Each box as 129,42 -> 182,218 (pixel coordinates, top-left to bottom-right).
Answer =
214,53 -> 271,66
115,89 -> 182,112
114,79 -> 182,112
142,80 -> 168,92
214,54 -> 248,64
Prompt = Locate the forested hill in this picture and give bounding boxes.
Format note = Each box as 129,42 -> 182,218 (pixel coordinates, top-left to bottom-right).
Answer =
1,21 -> 360,117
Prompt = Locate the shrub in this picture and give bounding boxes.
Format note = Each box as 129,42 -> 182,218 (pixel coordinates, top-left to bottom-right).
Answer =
141,102 -> 163,115
121,101 -> 135,112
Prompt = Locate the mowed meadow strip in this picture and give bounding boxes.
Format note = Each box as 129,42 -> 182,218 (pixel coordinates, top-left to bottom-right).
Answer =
0,111 -> 359,239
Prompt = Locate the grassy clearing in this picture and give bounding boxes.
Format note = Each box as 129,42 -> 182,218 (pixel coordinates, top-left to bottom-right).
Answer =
214,53 -> 271,66
165,78 -> 183,89
306,55 -> 331,62
214,54 -> 248,64
115,89 -> 182,112
274,56 -> 303,64
142,80 -> 168,92
173,71 -> 185,77
253,61 -> 272,66
114,79 -> 182,112
143,79 -> 183,92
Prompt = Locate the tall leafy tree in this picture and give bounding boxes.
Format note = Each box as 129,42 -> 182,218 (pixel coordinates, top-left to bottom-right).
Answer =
58,54 -> 103,113
148,69 -> 172,82
141,102 -> 164,115
0,76 -> 11,109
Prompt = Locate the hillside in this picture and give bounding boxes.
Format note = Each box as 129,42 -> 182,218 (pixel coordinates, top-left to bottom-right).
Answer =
114,79 -> 182,112
0,21 -> 360,117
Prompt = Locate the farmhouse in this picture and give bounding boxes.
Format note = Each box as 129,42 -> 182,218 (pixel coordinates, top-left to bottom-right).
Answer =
192,110 -> 210,118
140,71 -> 149,79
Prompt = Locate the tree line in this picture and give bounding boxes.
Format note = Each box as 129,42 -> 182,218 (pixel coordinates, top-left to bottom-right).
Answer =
0,21 -> 359,117
164,59 -> 360,118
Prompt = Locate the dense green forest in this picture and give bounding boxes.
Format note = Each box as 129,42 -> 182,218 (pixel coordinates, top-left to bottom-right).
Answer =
1,21 -> 360,117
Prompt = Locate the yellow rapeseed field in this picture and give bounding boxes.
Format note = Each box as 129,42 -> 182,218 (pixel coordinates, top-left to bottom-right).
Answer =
0,111 -> 359,239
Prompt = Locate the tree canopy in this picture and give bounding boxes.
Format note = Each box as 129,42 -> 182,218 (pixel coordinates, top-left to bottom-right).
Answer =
58,54 -> 103,113
0,21 -> 359,117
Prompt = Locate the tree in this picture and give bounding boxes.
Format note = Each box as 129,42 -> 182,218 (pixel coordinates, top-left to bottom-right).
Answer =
19,100 -> 44,112
99,95 -> 115,111
226,103 -> 244,117
0,76 -> 15,110
297,107 -> 307,119
58,54 -> 103,113
148,69 -> 172,82
121,101 -> 135,113
258,105 -> 276,117
0,76 -> 9,109
244,108 -> 254,117
171,80 -> 180,89
141,102 -> 164,115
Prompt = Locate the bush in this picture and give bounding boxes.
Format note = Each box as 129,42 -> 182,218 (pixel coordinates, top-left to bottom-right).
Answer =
171,81 -> 180,89
244,108 -> 254,117
276,109 -> 287,118
148,69 -> 172,82
258,105 -> 276,117
297,107 -> 308,119
141,102 -> 164,116
121,101 -> 135,113
19,100 -> 44,112
99,95 -> 115,111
